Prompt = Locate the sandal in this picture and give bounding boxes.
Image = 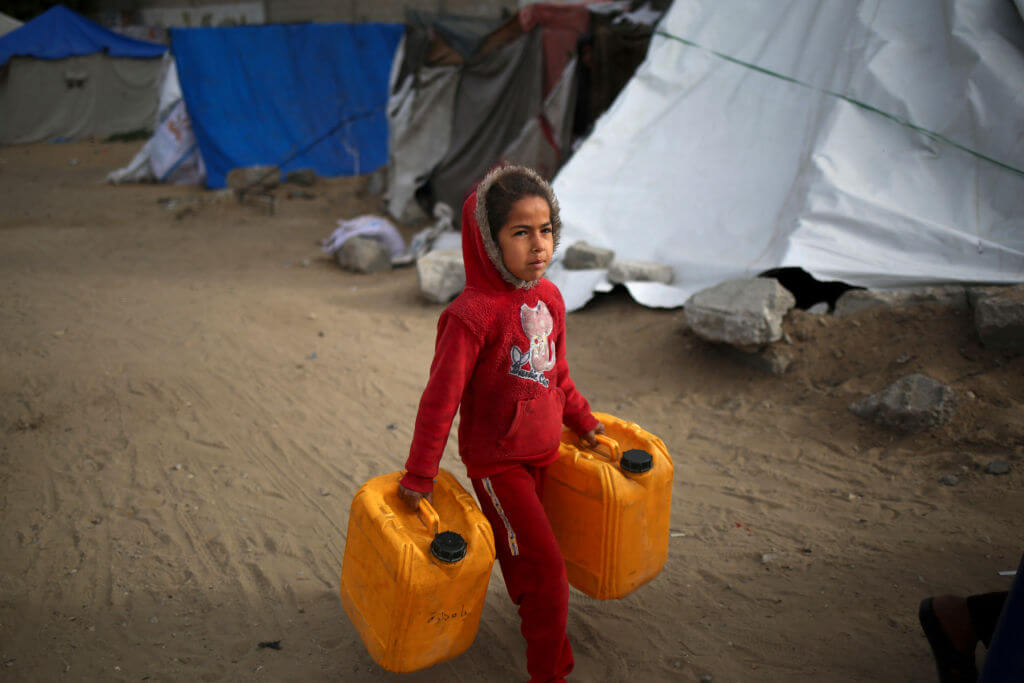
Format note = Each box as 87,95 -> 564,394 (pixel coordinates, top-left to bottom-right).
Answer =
918,597 -> 978,683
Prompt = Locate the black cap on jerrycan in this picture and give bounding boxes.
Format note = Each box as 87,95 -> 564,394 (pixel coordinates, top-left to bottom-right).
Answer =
430,531 -> 467,563
620,448 -> 654,474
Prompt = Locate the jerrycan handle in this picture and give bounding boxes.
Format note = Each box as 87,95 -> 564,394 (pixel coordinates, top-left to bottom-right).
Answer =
416,499 -> 440,537
588,433 -> 623,462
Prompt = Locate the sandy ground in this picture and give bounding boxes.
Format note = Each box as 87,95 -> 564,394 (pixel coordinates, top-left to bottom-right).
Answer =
1,140 -> 1022,682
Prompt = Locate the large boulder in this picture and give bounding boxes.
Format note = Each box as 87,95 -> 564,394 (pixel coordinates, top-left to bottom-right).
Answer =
849,374 -> 958,432
972,284 -> 1024,350
226,165 -> 280,190
417,249 -> 465,303
563,241 -> 615,270
685,278 -> 796,347
723,345 -> 794,376
834,286 -> 967,316
607,259 -> 674,285
335,236 -> 392,274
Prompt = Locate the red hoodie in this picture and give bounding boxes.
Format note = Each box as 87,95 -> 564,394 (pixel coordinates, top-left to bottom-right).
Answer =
400,166 -> 599,493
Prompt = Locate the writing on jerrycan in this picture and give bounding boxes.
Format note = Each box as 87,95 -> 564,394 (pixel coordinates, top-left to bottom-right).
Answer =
340,470 -> 495,673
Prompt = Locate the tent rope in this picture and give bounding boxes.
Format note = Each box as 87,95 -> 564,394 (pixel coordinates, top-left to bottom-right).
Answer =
653,29 -> 1024,180
243,103 -> 387,192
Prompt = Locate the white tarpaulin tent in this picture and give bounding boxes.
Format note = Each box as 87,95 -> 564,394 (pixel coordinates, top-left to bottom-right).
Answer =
548,0 -> 1024,311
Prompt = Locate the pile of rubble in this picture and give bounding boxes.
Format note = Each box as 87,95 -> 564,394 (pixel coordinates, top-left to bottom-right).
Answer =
337,228 -> 1024,439
680,274 -> 1023,437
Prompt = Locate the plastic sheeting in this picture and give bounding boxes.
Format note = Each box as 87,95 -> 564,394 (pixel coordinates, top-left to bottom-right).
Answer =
0,5 -> 165,65
322,215 -> 406,260
550,0 -> 1024,311
171,23 -> 403,189
430,30 -> 545,214
385,5 -> 597,222
386,39 -> 459,220
499,55 -> 578,180
107,57 -> 206,186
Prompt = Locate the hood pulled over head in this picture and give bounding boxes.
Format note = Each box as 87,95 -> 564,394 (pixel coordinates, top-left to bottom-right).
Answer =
460,164 -> 561,292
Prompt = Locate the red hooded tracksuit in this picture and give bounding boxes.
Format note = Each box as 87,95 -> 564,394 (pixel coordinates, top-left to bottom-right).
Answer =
400,165 -> 599,682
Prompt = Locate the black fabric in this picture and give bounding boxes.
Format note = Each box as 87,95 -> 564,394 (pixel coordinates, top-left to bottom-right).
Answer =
575,11 -> 652,137
968,591 -> 1008,648
980,554 -> 1024,683
919,597 -> 978,683
428,29 -> 543,220
393,18 -> 430,93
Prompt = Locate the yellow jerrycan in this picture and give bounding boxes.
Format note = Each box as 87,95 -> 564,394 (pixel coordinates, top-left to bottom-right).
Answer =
340,469 -> 496,673
542,412 -> 673,600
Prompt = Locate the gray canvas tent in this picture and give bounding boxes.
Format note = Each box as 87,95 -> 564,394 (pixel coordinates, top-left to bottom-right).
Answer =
0,13 -> 22,37
0,6 -> 166,145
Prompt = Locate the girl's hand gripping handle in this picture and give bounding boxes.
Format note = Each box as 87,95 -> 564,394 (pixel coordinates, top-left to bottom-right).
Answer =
579,421 -> 606,449
591,432 -> 622,461
398,483 -> 432,511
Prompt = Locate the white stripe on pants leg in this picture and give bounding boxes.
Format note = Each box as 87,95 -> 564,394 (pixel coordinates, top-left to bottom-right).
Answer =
481,476 -> 519,556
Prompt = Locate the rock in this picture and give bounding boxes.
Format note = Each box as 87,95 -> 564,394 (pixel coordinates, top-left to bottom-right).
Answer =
417,249 -> 465,303
607,259 -> 674,285
700,675 -> 714,683
284,168 -> 317,187
972,284 -> 1024,351
724,345 -> 793,376
834,286 -> 967,316
208,188 -> 236,204
335,236 -> 392,274
760,552 -> 777,564
563,241 -> 615,269
807,302 -> 829,315
849,374 -> 958,432
226,165 -> 280,190
685,278 -> 796,347
985,460 -> 1010,476
940,474 -> 959,487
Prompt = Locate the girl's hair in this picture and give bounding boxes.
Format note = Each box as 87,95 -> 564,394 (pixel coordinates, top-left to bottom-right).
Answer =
484,168 -> 552,243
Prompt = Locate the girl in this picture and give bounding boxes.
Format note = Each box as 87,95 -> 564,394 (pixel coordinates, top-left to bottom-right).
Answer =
398,164 -> 603,682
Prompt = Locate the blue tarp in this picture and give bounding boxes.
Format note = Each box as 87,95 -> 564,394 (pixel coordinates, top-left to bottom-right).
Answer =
171,23 -> 403,189
0,5 -> 165,66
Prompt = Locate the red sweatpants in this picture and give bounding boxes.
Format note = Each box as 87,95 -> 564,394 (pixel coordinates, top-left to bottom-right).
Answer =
472,464 -> 573,683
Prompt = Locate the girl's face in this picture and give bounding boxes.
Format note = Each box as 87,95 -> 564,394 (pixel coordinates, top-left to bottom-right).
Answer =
496,195 -> 553,282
